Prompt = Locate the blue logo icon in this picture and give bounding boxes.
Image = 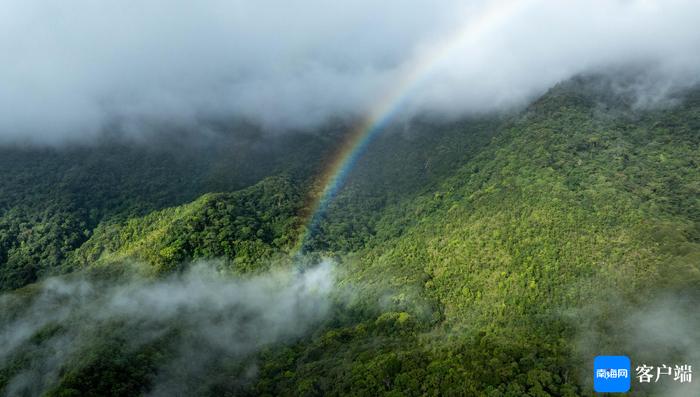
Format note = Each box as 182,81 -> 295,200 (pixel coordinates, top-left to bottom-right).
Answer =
594,355 -> 631,393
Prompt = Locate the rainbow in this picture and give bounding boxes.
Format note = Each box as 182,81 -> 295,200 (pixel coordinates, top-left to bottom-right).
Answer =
294,0 -> 529,254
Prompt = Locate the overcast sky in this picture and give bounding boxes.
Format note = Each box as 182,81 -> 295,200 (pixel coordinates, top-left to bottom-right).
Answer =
1,0 -> 699,143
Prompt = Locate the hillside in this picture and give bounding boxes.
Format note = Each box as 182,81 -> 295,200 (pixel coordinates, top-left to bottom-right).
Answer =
249,76 -> 700,396
0,126 -> 334,290
0,75 -> 698,396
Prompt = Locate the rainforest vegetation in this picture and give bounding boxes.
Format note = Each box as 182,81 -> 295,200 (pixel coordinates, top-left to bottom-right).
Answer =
1,75 -> 698,396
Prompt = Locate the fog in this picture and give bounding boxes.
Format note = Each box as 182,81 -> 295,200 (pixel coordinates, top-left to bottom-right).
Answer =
623,296 -> 700,396
0,261 -> 337,395
1,0 -> 699,144
573,292 -> 700,396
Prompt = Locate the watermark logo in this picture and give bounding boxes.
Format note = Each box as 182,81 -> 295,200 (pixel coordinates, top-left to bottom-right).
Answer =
594,356 -> 693,393
594,355 -> 631,393
635,364 -> 692,384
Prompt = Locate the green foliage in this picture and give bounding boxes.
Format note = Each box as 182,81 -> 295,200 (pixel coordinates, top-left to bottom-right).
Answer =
306,117 -> 500,252
0,127 -> 333,290
263,76 -> 699,395
69,175 -> 304,274
1,75 -> 698,395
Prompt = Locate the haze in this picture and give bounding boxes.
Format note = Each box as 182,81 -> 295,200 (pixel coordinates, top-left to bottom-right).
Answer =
1,0 -> 699,144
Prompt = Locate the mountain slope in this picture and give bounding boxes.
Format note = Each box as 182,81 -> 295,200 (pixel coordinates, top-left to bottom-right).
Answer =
0,75 -> 698,396
68,175 -> 303,274
0,126 -> 337,290
254,77 -> 700,396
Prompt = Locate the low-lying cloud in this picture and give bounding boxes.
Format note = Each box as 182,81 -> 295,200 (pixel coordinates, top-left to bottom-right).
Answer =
573,292 -> 700,397
0,261 -> 336,396
1,0 -> 700,143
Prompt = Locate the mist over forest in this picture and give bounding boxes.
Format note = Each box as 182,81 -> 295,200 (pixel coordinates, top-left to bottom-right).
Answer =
1,1 -> 699,396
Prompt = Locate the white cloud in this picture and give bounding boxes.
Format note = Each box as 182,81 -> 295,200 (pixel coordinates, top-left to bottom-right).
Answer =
1,0 -> 699,143
0,261 -> 337,395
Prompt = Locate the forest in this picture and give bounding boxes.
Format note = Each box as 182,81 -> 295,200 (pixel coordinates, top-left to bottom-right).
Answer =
0,74 -> 698,396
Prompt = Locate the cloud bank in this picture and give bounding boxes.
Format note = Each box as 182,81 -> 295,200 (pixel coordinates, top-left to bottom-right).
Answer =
1,0 -> 699,143
0,262 -> 336,396
572,291 -> 700,397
